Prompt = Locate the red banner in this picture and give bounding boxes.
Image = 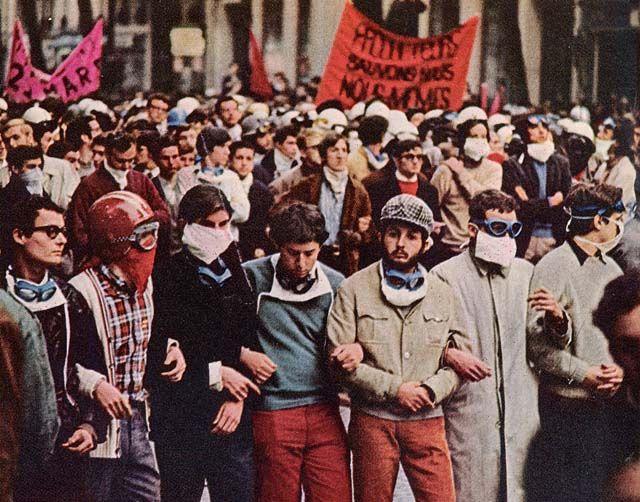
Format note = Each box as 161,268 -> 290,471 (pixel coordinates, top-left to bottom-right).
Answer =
249,30 -> 273,100
316,3 -> 479,111
4,19 -> 103,104
4,20 -> 45,103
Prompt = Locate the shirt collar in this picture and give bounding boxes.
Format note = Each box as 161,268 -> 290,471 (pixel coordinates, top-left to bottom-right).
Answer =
98,264 -> 137,296
568,238 -> 599,265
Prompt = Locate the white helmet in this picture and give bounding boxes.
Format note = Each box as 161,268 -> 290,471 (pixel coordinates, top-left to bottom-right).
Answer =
456,106 -> 487,126
316,108 -> 348,133
424,109 -> 444,120
567,120 -> 595,143
176,97 -> 201,115
487,113 -> 510,131
364,100 -> 391,121
247,102 -> 270,120
384,111 -> 419,146
557,118 -> 574,132
280,110 -> 301,127
22,105 -> 52,124
570,105 -> 591,124
347,101 -> 366,121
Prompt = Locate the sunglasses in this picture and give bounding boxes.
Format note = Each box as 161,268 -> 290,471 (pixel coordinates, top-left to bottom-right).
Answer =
472,218 -> 523,238
399,153 -> 422,162
129,221 -> 160,251
31,225 -> 67,239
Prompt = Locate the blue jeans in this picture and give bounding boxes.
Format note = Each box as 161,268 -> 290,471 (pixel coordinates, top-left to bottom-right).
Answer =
87,408 -> 161,502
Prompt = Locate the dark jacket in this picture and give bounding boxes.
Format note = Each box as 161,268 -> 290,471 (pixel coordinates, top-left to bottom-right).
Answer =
147,246 -> 256,439
238,179 -> 274,261
0,271 -> 108,446
283,172 -> 373,275
501,152 -> 572,256
362,164 -> 442,225
66,166 -> 171,266
254,149 -> 277,185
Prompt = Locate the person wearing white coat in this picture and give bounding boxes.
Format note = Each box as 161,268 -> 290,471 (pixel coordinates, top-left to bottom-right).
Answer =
432,189 -> 539,502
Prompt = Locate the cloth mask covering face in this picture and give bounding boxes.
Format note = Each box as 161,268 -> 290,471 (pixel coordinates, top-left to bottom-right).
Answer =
474,230 -> 517,268
20,167 -> 44,195
380,262 -> 428,307
527,141 -> 555,163
464,137 -> 491,162
115,245 -> 157,292
575,218 -> 624,255
594,139 -> 615,163
182,223 -> 233,264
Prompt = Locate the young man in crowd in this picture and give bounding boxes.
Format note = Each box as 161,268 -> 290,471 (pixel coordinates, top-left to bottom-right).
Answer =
65,116 -> 102,175
347,114 -> 389,181
4,196 -> 108,501
229,140 -> 274,261
67,132 -> 170,267
134,130 -> 161,179
0,145 -> 45,225
527,182 -> 626,502
215,95 -> 243,141
176,126 -> 250,241
502,114 -> 572,262
255,125 -> 301,185
179,144 -> 197,168
328,194 -> 465,502
149,185 -> 259,501
242,202 -> 356,502
430,107 -> 502,263
69,191 -> 186,502
147,93 -> 171,134
432,189 -> 539,502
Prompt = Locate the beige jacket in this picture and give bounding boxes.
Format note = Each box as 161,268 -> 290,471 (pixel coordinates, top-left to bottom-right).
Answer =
327,262 -> 466,411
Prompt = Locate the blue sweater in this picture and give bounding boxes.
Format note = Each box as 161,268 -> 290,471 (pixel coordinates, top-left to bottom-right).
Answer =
243,256 -> 344,411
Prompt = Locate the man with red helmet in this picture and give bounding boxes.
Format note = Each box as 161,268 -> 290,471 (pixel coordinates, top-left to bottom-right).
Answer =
69,190 -> 186,502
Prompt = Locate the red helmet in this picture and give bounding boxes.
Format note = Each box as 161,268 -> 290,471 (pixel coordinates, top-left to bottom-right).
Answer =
87,191 -> 156,261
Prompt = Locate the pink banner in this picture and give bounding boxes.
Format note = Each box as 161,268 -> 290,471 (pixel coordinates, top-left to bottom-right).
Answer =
4,18 -> 103,104
43,19 -> 103,102
4,20 -> 45,103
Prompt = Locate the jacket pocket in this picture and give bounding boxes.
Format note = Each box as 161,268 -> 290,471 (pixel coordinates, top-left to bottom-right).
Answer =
356,309 -> 390,344
421,310 -> 450,346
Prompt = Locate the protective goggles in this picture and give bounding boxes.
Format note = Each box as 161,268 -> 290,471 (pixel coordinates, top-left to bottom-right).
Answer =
565,199 -> 625,219
527,115 -> 550,127
384,268 -> 425,291
125,221 -> 160,251
14,278 -> 57,302
471,218 -> 523,238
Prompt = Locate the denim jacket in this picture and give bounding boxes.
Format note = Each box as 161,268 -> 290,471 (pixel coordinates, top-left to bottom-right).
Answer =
0,290 -> 60,471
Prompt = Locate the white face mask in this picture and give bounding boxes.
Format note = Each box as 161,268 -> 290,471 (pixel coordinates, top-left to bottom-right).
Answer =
474,230 -> 517,268
527,141 -> 555,163
594,138 -> 614,162
575,218 -> 624,255
464,137 -> 491,162
20,167 -> 44,195
182,223 -> 233,264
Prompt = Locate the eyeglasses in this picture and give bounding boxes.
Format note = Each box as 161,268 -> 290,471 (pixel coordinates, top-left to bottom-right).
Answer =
472,218 -> 523,238
399,153 -> 422,162
129,221 -> 160,251
31,225 -> 67,239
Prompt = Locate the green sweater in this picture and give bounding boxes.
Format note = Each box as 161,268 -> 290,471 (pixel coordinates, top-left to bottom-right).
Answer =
243,256 -> 344,411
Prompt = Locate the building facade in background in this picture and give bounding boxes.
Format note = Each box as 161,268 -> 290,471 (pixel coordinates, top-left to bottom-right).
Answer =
1,0 -> 639,107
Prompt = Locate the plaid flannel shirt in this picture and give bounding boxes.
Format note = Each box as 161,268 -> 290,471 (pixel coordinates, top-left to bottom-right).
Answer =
96,265 -> 152,401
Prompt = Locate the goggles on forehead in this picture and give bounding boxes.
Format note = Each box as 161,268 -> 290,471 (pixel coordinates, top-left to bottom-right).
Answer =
113,221 -> 160,250
471,218 -> 523,238
527,115 -> 549,127
564,199 -> 626,219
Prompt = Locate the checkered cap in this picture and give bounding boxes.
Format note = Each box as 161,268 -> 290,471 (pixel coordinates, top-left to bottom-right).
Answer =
380,194 -> 434,234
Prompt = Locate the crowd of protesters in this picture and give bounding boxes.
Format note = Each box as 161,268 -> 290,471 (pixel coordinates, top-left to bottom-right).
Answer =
1,82 -> 640,502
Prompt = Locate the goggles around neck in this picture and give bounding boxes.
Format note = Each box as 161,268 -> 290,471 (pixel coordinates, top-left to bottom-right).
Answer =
14,277 -> 57,302
383,265 -> 425,291
275,264 -> 317,295
527,114 -> 550,127
471,218 -> 523,238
